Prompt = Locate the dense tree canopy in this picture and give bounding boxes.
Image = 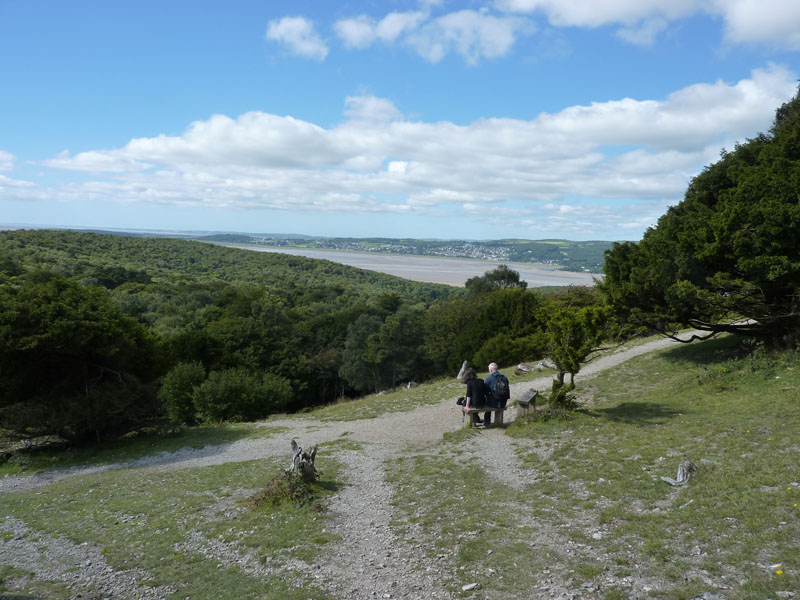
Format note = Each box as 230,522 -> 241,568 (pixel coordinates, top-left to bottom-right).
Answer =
465,264 -> 528,295
602,88 -> 800,345
0,231 -> 472,440
0,230 -> 615,443
0,272 -> 164,442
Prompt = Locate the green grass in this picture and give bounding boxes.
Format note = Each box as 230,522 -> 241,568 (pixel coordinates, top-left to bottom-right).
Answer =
386,336 -> 800,598
511,336 -> 800,597
1,444 -> 347,599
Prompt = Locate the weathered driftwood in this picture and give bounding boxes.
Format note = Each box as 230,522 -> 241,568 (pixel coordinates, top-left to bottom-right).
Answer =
660,460 -> 695,486
289,439 -> 318,482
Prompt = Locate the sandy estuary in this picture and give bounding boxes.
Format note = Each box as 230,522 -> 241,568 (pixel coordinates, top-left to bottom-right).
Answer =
232,245 -> 599,288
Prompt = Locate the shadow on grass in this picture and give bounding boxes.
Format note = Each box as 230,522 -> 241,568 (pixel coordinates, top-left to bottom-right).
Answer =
659,333 -> 752,366
315,479 -> 345,494
591,401 -> 683,425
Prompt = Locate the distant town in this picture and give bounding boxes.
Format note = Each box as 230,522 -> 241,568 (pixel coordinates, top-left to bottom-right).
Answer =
196,234 -> 614,273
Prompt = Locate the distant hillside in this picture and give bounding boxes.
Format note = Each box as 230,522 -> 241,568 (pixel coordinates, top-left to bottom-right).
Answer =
201,235 -> 615,273
4,226 -> 614,273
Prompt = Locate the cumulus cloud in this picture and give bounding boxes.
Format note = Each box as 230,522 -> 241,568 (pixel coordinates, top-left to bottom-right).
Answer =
0,174 -> 37,189
32,66 -> 797,238
714,0 -> 800,49
410,9 -> 528,64
495,0 -> 698,26
334,8 -> 530,64
334,11 -> 426,49
496,0 -> 800,49
266,16 -> 329,60
344,95 -> 404,123
0,150 -> 15,172
616,17 -> 668,46
41,149 -> 152,172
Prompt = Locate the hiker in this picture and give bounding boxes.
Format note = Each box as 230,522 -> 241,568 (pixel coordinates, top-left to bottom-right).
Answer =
484,362 -> 510,426
462,367 -> 489,424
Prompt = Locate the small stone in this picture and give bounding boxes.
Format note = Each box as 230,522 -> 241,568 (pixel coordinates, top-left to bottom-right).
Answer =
462,583 -> 480,591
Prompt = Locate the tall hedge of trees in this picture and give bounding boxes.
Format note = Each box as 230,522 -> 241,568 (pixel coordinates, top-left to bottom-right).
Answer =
602,88 -> 800,346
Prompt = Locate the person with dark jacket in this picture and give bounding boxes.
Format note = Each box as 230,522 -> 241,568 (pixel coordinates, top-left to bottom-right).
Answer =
484,362 -> 510,425
463,367 -> 488,425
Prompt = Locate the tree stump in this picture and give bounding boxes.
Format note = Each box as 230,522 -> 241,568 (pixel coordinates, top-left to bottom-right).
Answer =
289,439 -> 318,482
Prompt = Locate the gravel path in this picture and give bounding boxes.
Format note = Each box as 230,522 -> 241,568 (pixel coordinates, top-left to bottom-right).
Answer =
0,335 -> 689,599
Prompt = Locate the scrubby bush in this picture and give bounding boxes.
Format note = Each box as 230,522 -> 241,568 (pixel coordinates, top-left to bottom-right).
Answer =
158,361 -> 206,425
191,367 -> 291,422
249,470 -> 317,509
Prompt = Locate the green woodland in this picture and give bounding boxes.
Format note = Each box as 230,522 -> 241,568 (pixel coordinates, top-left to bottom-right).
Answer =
2,87 -> 800,447
0,228 -> 604,443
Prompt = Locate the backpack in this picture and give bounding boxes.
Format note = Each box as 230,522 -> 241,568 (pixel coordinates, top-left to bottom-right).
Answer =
491,374 -> 509,407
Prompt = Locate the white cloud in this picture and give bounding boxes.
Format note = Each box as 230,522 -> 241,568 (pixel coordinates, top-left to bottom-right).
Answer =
30,66 -> 797,238
616,17 -> 668,46
412,9 -> 527,64
495,0 -> 698,27
714,0 -> 800,49
0,150 -> 14,171
496,0 -> 800,49
386,161 -> 409,175
344,95 -> 403,123
334,11 -> 426,49
266,16 -> 329,60
377,11 -> 428,42
333,16 -> 377,49
334,8 -> 530,64
41,149 -> 152,172
0,173 -> 36,189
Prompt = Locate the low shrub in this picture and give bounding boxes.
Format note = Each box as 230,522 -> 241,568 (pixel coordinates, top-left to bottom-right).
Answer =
249,470 -> 316,509
192,368 -> 292,422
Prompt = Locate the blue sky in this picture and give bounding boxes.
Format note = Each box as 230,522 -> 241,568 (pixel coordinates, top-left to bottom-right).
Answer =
1,0 -> 799,241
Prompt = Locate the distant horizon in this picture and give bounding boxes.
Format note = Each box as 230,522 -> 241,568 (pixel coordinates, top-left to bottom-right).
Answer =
0,222 -> 626,244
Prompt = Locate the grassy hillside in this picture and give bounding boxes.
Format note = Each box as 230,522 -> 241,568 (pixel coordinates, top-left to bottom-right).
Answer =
1,336 -> 798,599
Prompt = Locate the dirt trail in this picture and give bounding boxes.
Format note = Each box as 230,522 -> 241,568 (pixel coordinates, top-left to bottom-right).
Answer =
0,334 -> 690,599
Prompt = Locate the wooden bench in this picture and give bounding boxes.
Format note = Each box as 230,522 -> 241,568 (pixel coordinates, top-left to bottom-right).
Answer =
516,389 -> 539,419
463,405 -> 507,428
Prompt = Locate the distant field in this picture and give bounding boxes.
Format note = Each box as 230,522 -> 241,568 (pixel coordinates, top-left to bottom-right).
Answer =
234,245 -> 600,287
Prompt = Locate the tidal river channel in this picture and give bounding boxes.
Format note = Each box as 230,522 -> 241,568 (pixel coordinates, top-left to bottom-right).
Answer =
236,245 -> 599,288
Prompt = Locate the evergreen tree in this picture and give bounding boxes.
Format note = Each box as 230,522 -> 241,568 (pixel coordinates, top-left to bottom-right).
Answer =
602,88 -> 800,346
